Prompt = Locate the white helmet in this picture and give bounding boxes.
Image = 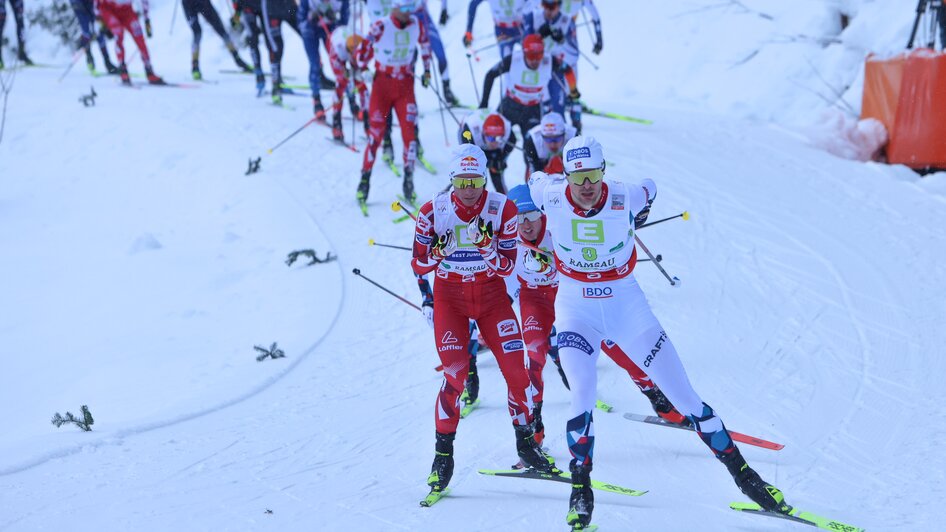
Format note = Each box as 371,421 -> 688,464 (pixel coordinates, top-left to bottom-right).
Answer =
449,143 -> 488,178
563,135 -> 605,174
539,112 -> 566,138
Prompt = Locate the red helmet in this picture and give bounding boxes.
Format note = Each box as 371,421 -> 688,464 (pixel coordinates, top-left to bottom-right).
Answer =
482,114 -> 506,138
522,34 -> 545,63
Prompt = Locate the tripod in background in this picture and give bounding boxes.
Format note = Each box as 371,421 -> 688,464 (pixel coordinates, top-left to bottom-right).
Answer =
908,0 -> 946,49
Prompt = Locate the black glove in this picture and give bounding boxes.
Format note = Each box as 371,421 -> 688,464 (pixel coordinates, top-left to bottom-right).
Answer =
439,9 -> 449,26
550,28 -> 564,42
144,17 -> 152,38
230,13 -> 243,32
593,34 -> 603,54
634,198 -> 655,228
568,87 -> 581,101
421,70 -> 431,88
539,23 -> 552,38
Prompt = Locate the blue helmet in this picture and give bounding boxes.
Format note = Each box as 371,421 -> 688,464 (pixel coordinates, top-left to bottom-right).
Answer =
507,184 -> 537,213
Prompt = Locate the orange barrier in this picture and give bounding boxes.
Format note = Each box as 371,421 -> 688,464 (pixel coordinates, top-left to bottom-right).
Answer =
862,49 -> 946,169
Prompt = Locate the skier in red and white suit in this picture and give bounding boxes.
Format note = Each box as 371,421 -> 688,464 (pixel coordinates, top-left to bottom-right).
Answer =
95,0 -> 164,84
326,28 -> 370,143
411,144 -> 557,497
354,0 -> 432,205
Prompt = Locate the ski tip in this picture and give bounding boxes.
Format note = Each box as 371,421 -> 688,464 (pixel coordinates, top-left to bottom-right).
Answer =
682,210 -> 690,221
266,149 -> 273,154
368,238 -> 375,246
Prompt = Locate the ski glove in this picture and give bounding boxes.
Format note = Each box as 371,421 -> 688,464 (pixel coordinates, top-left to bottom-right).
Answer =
463,31 -> 473,48
439,9 -> 449,26
539,23 -> 564,43
145,17 -> 152,38
431,229 -> 458,260
422,301 -> 434,329
634,196 -> 655,228
522,249 -> 552,273
422,70 -> 431,88
568,87 -> 581,101
467,217 -> 494,249
231,13 -> 243,33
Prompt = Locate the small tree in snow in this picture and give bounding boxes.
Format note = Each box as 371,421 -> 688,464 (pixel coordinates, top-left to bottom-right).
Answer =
51,405 -> 95,431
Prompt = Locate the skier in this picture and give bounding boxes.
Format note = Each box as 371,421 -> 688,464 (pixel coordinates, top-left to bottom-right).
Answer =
95,0 -> 164,84
523,0 -> 582,132
464,0 -> 528,59
479,34 -> 577,160
69,0 -> 119,74
414,0 -> 459,105
260,0 -> 301,104
559,0 -> 602,55
183,0 -> 252,80
0,0 -> 31,67
507,183 -> 686,445
523,111 -> 575,175
354,0 -> 432,207
327,28 -> 370,142
411,144 -> 557,500
459,109 -> 516,193
298,0 -> 347,116
528,136 -> 790,529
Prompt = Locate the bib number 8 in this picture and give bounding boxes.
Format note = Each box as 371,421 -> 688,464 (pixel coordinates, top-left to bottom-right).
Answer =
582,247 -> 597,261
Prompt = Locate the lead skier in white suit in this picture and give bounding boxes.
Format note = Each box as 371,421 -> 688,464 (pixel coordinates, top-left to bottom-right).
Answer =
527,136 -> 791,530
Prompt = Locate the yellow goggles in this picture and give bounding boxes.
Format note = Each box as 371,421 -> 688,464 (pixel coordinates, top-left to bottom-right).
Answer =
565,168 -> 604,185
452,176 -> 487,189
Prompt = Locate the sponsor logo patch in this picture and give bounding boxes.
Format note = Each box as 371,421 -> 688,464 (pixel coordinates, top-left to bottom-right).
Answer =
488,200 -> 500,215
558,331 -> 594,355
549,193 -> 562,207
442,331 -> 459,344
643,331 -> 668,367
566,147 -> 591,162
612,194 -> 624,210
416,235 -> 432,245
583,286 -> 614,299
497,319 -> 519,336
502,340 -> 524,353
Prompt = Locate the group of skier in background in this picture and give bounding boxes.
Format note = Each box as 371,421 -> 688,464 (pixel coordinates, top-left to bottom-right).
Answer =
3,0 -> 799,530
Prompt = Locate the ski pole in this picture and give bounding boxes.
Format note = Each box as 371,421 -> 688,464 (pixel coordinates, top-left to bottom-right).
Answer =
170,0 -> 179,35
391,200 -> 417,221
57,48 -> 85,82
352,268 -> 421,311
579,49 -> 599,71
465,52 -> 481,104
432,66 -> 450,147
267,116 -> 319,154
634,235 -> 679,286
637,211 -> 689,230
369,239 -> 411,251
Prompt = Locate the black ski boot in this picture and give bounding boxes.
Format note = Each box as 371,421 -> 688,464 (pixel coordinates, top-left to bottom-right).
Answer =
145,65 -> 165,85
357,170 -> 371,202
643,386 -> 690,426
442,79 -> 460,106
331,111 -> 344,141
231,50 -> 252,72
427,432 -> 455,492
119,63 -> 131,85
103,52 -> 119,74
85,47 -> 96,73
402,168 -> 416,204
533,400 -> 545,445
313,97 -> 326,121
17,44 -> 33,66
192,58 -> 202,81
514,424 -> 557,473
319,69 -> 336,90
382,136 -> 395,164
722,448 -> 791,513
566,460 -> 594,529
255,69 -> 265,95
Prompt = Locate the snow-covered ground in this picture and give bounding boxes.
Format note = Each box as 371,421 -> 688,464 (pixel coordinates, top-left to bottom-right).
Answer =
2,1 -> 944,530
